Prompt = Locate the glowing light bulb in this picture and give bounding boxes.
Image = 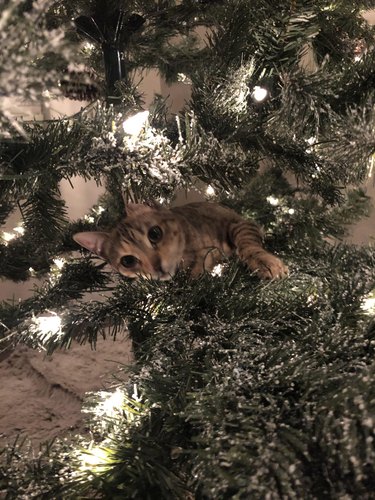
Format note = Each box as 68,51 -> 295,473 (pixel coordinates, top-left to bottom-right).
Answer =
79,446 -> 109,470
211,264 -> 223,277
177,73 -> 192,84
2,231 -> 15,242
122,110 -> 149,136
266,196 -> 279,206
84,42 -> 95,50
206,185 -> 215,196
53,258 -> 65,270
90,388 -> 125,419
34,314 -> 62,339
13,224 -> 25,235
251,86 -> 268,102
362,296 -> 375,314
84,214 -> 95,224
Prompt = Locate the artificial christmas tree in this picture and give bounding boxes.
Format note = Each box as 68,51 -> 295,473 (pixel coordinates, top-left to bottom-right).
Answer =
1,0 -> 375,498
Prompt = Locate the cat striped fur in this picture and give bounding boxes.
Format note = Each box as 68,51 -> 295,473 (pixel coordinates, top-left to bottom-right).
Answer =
73,202 -> 288,280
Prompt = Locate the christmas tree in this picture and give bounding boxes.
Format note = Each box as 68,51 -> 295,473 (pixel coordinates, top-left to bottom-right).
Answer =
2,0 -> 375,497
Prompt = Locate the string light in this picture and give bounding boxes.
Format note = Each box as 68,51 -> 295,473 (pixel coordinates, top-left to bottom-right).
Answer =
78,385 -> 145,473
84,214 -> 95,224
13,224 -> 25,235
53,258 -> 65,270
84,41 -> 95,51
267,196 -> 279,206
79,446 -> 111,471
122,110 -> 149,136
2,231 -> 15,243
93,205 -> 105,215
85,388 -> 125,421
251,86 -> 268,102
1,223 -> 25,244
206,185 -> 215,196
49,257 -> 66,284
211,264 -> 223,277
32,313 -> 63,341
361,291 -> 375,314
177,73 -> 192,85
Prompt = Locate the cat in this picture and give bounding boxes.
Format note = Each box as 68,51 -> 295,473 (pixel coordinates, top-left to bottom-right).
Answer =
73,202 -> 288,280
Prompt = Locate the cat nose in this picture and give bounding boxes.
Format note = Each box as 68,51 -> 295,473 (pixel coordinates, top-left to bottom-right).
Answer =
152,257 -> 166,278
155,264 -> 169,279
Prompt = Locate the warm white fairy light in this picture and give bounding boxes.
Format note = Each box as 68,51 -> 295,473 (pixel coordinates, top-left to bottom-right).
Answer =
251,86 -> 268,102
122,110 -> 149,136
2,223 -> 26,244
84,214 -> 95,224
79,385 -> 145,472
79,445 -> 111,471
87,388 -> 125,420
32,313 -> 62,341
206,185 -> 215,196
48,258 -> 66,284
84,41 -> 95,51
53,258 -> 65,270
288,208 -> 295,215
13,224 -> 25,235
266,196 -> 279,206
2,231 -> 16,243
93,205 -> 105,215
361,292 -> 375,314
211,264 -> 223,277
177,73 -> 192,85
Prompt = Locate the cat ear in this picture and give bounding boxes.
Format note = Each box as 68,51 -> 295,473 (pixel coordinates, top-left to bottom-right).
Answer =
125,203 -> 156,217
73,231 -> 109,258
125,203 -> 140,215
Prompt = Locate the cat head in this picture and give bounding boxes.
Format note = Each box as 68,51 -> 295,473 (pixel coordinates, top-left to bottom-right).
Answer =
73,203 -> 184,280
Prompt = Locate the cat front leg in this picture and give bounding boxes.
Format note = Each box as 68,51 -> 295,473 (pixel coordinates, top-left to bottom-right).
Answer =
230,221 -> 288,279
240,248 -> 288,279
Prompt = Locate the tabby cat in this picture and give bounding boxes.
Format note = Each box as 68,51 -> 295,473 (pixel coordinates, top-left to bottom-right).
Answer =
73,202 -> 287,280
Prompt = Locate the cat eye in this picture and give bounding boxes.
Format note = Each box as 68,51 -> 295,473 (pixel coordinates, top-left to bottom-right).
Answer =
148,225 -> 163,244
120,255 -> 138,268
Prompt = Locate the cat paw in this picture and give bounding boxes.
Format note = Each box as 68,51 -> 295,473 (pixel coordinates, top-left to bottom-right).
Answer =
249,253 -> 288,280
